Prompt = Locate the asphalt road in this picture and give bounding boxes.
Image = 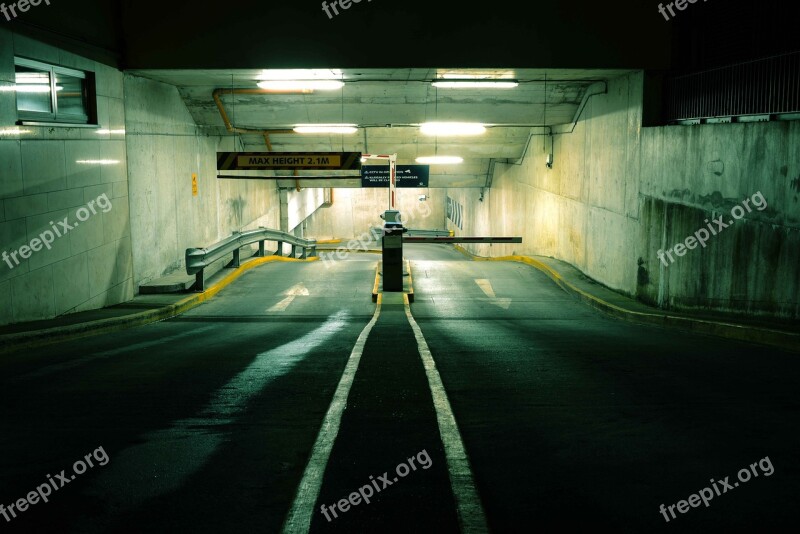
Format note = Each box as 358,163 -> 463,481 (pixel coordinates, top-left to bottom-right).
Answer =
0,244 -> 797,532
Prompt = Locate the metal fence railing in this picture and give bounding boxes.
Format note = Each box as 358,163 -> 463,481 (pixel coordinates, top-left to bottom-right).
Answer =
665,51 -> 800,123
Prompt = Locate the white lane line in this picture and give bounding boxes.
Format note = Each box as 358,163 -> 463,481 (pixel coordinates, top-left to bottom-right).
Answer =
281,297 -> 382,533
404,295 -> 490,533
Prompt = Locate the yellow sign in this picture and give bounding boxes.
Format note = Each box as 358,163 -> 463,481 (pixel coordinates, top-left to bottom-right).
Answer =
237,154 -> 342,169
192,173 -> 198,196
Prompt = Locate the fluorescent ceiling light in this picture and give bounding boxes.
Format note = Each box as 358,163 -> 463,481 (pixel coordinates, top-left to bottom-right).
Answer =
432,80 -> 518,89
420,122 -> 486,136
257,69 -> 344,91
96,129 -> 126,135
293,124 -> 358,134
76,159 -> 120,165
257,80 -> 344,91
258,69 -> 343,81
416,156 -> 464,165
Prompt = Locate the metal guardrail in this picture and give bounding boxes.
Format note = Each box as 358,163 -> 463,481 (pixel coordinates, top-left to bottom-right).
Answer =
185,227 -> 317,291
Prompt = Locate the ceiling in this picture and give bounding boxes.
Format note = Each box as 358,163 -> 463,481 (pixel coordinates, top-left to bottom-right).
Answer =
130,68 -> 634,188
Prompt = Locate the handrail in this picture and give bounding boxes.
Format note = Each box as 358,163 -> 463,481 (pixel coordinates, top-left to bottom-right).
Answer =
186,227 -> 317,291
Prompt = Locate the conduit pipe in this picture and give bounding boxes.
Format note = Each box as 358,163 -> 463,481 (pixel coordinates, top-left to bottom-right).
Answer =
212,87 -> 308,140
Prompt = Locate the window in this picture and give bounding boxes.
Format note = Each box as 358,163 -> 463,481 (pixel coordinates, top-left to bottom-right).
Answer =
14,58 -> 96,125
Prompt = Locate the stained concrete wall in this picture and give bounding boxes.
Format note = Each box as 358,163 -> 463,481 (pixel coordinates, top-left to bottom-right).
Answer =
124,75 -> 281,288
449,72 -> 800,319
303,188 -> 447,240
0,29 -> 133,325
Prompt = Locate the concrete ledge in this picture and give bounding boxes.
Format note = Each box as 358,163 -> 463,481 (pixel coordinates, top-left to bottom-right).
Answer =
0,256 -> 318,354
454,245 -> 800,353
139,272 -> 196,294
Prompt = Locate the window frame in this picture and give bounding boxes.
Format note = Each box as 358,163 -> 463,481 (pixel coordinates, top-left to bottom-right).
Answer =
13,57 -> 97,126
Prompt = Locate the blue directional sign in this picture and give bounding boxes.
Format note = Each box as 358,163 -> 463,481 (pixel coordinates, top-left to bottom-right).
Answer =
361,165 -> 430,188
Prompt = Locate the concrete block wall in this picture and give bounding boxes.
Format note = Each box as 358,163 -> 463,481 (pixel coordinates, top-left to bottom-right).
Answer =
303,187 -> 447,240
124,74 -> 281,288
449,71 -> 800,319
0,29 -> 133,325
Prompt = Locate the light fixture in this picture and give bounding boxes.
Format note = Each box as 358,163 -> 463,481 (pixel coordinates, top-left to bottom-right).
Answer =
257,69 -> 344,91
420,122 -> 486,136
96,129 -> 126,135
258,69 -> 342,80
293,124 -> 357,134
76,160 -> 120,165
416,156 -> 463,165
432,80 -> 518,89
258,80 -> 344,91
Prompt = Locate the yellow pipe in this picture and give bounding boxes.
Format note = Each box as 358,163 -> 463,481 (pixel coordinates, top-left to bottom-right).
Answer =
212,88 -> 307,141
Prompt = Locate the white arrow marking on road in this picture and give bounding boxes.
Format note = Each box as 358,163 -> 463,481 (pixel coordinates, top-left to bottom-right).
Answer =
269,283 -> 310,312
475,279 -> 496,298
475,279 -> 512,310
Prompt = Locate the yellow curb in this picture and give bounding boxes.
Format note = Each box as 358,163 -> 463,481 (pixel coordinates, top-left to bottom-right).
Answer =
0,256 -> 318,354
316,239 -> 342,245
406,260 -> 415,303
371,259 -> 414,303
372,263 -> 381,303
454,245 -> 799,352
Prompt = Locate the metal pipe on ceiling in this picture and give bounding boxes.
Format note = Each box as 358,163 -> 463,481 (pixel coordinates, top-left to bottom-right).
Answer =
212,87 -> 304,141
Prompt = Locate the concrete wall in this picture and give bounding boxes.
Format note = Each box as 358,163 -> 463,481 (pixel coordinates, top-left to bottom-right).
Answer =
449,72 -> 800,319
303,188 -> 447,240
0,28 -> 289,325
0,29 -> 133,325
285,187 -> 325,235
124,75 -> 281,288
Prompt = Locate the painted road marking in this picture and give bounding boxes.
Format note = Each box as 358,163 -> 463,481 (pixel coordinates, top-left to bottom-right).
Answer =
403,294 -> 489,533
282,296 -> 383,533
269,283 -> 311,312
475,279 -> 496,298
475,278 -> 512,310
